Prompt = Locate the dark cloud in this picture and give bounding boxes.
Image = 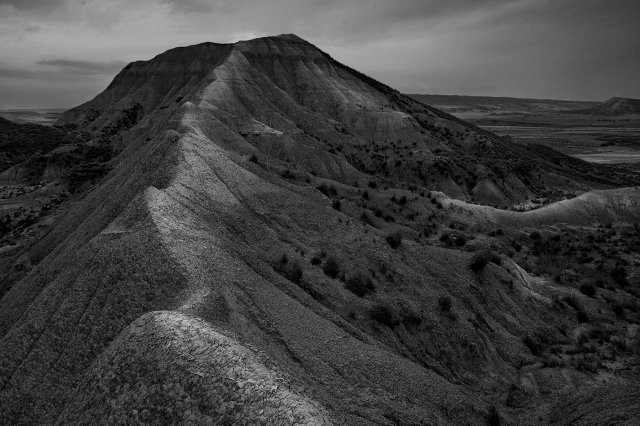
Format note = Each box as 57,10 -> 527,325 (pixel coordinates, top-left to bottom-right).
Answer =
159,0 -> 228,14
0,0 -> 66,10
0,0 -> 639,107
37,59 -> 127,75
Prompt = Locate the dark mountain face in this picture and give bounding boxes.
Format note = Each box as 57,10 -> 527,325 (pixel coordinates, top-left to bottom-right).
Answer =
2,35 -> 639,425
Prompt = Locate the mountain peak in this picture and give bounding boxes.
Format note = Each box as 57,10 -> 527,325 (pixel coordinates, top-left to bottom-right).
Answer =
272,33 -> 307,42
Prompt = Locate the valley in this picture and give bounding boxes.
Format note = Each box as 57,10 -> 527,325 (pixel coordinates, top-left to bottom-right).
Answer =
410,94 -> 640,165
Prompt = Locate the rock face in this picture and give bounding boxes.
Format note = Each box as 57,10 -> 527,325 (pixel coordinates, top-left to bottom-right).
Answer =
1,34 -> 638,424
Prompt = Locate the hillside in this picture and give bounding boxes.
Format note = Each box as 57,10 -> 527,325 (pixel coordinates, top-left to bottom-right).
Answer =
1,34 -> 639,425
0,117 -> 68,173
583,97 -> 640,116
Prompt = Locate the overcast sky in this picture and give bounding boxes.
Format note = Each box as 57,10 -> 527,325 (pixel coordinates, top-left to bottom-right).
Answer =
1,0 -> 638,109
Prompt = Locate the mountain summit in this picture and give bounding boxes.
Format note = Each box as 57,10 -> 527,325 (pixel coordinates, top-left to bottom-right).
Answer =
1,35 -> 639,424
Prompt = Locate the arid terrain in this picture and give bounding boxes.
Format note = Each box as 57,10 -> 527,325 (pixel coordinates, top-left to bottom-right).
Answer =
1,35 -> 639,425
0,109 -> 64,126
411,94 -> 640,165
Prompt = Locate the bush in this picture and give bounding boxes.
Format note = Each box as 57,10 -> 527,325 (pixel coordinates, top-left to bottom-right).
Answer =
610,263 -> 628,286
317,183 -> 337,197
280,169 -> 294,179
332,200 -> 341,210
576,310 -> 589,323
612,303 -> 625,318
563,295 -> 582,311
386,231 -> 402,249
345,272 -> 375,297
360,212 -> 373,225
579,282 -> 596,298
529,231 -> 542,240
453,234 -> 467,247
323,256 -> 340,278
522,334 -> 543,356
273,254 -> 303,284
486,406 -> 503,426
470,250 -> 490,272
438,296 -> 452,312
369,304 -> 398,327
310,253 -> 322,265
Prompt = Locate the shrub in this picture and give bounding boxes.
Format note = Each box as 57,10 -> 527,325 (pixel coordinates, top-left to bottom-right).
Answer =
612,303 -> 625,318
332,200 -> 341,211
486,406 -> 503,426
576,310 -> 589,323
470,250 -> 490,272
273,254 -> 303,284
280,169 -> 294,179
401,310 -> 422,327
579,282 -> 596,298
360,212 -> 373,225
438,296 -> 452,312
386,231 -> 402,249
522,334 -> 543,356
610,263 -> 629,286
323,256 -> 340,278
563,295 -> 582,311
345,272 -> 375,297
529,231 -> 542,240
453,234 -> 467,247
369,304 -> 398,327
317,183 -> 337,197
310,253 -> 322,265
362,191 -> 369,200
439,233 -> 451,244
249,154 -> 259,164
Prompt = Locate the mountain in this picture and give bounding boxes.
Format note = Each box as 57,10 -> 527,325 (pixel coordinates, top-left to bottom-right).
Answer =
1,34 -> 639,425
583,97 -> 640,116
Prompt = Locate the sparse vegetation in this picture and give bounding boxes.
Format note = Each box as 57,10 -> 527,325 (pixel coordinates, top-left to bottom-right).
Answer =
470,250 -> 491,272
386,231 -> 402,249
322,256 -> 340,279
579,281 -> 596,298
369,304 -> 398,327
317,183 -> 337,197
273,253 -> 303,284
345,272 -> 375,297
438,295 -> 452,312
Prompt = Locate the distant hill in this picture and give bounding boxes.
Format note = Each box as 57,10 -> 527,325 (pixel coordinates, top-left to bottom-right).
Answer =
408,94 -> 597,113
0,117 -> 67,173
581,97 -> 640,116
0,109 -> 65,125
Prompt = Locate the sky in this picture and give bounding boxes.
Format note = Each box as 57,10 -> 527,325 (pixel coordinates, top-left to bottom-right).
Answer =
0,0 -> 638,109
